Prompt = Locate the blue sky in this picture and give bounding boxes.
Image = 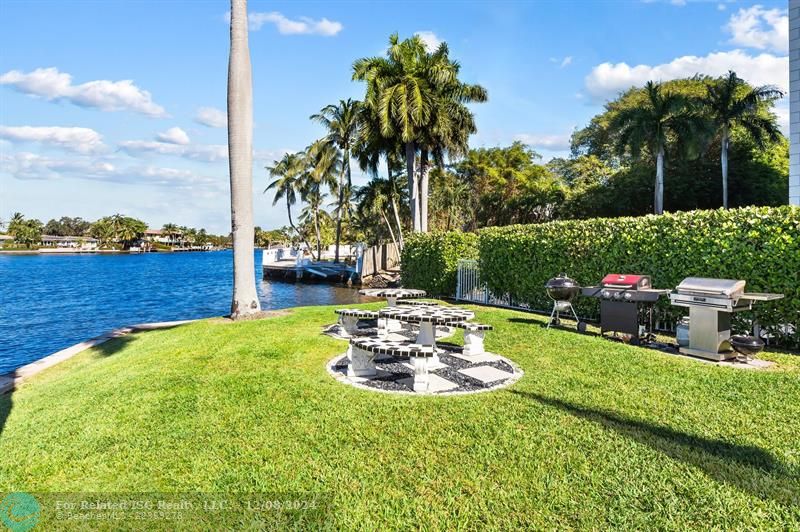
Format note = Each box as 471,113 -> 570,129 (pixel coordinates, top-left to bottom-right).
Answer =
0,0 -> 789,233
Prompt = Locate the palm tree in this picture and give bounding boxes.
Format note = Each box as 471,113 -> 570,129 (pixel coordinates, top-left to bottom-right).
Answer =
302,139 -> 341,259
310,98 -> 360,262
7,212 -> 25,235
354,178 -> 400,251
299,188 -> 329,259
353,34 -> 436,232
227,0 -> 261,318
353,34 -> 486,232
353,105 -> 406,247
609,81 -> 701,214
265,152 -> 317,259
700,71 -> 783,208
418,68 -> 486,231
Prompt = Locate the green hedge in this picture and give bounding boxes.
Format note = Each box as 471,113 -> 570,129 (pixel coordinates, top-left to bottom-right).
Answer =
402,207 -> 800,348
480,206 -> 799,348
401,231 -> 478,296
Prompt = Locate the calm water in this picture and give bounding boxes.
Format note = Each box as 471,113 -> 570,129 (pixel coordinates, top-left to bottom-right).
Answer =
0,250 -> 365,374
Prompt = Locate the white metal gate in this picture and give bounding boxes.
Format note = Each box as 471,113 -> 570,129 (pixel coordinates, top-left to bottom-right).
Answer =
455,260 -> 486,303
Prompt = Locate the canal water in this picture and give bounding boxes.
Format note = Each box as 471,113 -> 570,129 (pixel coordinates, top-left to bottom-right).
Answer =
0,250 -> 366,374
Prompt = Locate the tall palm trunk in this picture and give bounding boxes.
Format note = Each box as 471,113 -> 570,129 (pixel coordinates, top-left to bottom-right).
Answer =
387,160 -> 403,248
334,159 -> 346,263
286,199 -> 315,259
227,0 -> 261,318
654,144 -> 665,215
380,210 -> 399,256
405,142 -> 420,231
314,207 -> 322,261
419,150 -> 430,233
721,126 -> 729,209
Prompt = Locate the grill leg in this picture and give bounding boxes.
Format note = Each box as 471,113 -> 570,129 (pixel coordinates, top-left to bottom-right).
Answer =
547,305 -> 558,329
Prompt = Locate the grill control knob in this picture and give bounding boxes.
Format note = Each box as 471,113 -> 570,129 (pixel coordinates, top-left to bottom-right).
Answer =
624,292 -> 632,300
613,292 -> 622,299
601,290 -> 610,299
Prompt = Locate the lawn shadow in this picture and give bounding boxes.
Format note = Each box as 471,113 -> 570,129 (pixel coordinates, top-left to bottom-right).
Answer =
512,391 -> 800,507
0,379 -> 13,438
507,317 -> 545,326
91,334 -> 138,358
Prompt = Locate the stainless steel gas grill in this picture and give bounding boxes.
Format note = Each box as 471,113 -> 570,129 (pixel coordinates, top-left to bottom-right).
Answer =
582,274 -> 670,344
669,277 -> 784,360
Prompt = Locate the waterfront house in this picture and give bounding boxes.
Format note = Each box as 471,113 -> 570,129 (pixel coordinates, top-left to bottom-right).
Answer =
144,229 -> 181,246
40,235 -> 99,250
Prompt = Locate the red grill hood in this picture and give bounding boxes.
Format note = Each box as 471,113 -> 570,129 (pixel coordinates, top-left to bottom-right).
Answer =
600,274 -> 651,290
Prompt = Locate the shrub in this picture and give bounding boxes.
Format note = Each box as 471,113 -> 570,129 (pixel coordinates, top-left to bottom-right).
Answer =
401,231 -> 478,296
479,206 -> 800,348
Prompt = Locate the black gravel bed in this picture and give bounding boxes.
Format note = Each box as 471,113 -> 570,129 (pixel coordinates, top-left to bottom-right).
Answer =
331,351 -> 517,394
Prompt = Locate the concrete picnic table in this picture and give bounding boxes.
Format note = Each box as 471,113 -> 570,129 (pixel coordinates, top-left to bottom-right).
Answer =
378,305 -> 475,363
358,288 -> 427,307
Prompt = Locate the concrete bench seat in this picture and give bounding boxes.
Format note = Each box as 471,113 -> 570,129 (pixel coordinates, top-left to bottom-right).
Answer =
335,309 -> 379,337
452,322 -> 493,356
397,300 -> 441,307
348,337 -> 442,392
452,322 -> 493,331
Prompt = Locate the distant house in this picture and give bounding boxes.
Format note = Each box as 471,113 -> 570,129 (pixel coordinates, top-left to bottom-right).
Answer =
40,235 -> 99,249
144,229 -> 180,246
0,234 -> 13,247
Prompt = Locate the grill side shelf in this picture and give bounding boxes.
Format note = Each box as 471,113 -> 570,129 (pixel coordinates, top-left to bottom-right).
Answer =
741,292 -> 785,301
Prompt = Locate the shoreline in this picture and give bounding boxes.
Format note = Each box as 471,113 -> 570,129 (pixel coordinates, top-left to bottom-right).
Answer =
0,319 -> 199,394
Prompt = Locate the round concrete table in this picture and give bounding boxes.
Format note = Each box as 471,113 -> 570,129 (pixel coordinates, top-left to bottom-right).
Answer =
359,288 -> 426,307
378,306 -> 475,363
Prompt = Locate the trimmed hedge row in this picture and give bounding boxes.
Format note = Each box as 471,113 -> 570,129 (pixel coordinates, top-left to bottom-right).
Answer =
400,231 -> 478,296
401,206 -> 800,348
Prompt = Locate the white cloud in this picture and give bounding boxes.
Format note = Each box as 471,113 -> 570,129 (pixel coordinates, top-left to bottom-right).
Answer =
245,11 -> 342,36
584,49 -> 788,101
725,5 -> 788,53
415,31 -> 442,51
0,125 -> 105,153
718,4 -> 727,11
194,106 -> 227,128
513,132 -> 572,151
0,67 -> 167,117
0,151 -> 218,188
118,140 -> 228,162
155,127 -> 190,145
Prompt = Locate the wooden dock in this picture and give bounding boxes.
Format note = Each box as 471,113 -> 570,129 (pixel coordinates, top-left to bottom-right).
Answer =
263,258 -> 360,284
261,244 -> 400,286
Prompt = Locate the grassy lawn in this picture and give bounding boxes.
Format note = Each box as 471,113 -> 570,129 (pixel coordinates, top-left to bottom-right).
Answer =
1,303 -> 798,529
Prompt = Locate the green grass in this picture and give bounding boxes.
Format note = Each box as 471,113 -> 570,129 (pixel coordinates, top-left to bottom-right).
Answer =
1,303 -> 799,530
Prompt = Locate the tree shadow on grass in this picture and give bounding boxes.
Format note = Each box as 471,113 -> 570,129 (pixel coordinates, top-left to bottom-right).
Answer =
91,334 -> 138,358
0,382 -> 13,438
512,391 -> 800,507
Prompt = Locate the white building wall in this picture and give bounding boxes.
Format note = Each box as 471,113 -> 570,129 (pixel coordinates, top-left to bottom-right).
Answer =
791,0 -> 800,204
